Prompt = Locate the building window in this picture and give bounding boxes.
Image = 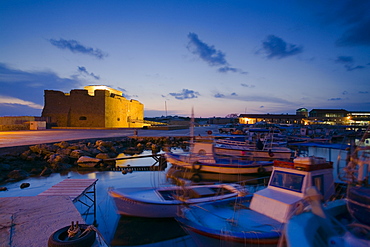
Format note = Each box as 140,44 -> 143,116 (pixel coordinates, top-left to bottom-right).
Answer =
79,116 -> 87,120
117,118 -> 120,121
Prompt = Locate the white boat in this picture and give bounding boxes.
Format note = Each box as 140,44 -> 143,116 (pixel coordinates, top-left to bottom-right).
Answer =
108,183 -> 246,218
165,152 -> 273,174
176,156 -> 335,246
165,139 -> 274,174
214,138 -> 293,160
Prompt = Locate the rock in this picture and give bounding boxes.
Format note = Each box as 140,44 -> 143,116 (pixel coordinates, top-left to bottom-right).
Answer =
51,163 -> 72,171
70,150 -> 88,159
20,183 -> 30,189
54,141 -> 69,149
95,140 -> 113,148
95,153 -> 110,160
29,168 -> 42,176
77,156 -> 101,168
7,170 -> 29,180
29,144 -> 57,155
57,148 -> 72,156
47,153 -> 70,164
40,167 -> 53,176
97,146 -> 108,153
0,163 -> 11,171
0,187 -> 8,191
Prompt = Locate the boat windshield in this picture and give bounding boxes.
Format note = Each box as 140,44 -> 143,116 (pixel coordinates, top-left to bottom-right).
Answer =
269,171 -> 305,192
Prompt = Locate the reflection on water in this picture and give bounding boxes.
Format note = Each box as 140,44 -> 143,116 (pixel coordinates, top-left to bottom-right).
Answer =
111,217 -> 188,246
0,146 -> 346,246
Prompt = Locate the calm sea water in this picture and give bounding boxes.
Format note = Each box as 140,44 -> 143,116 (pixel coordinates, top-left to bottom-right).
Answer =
0,146 -> 346,246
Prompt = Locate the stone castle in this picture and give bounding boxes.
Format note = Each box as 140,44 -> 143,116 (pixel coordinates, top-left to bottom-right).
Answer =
41,85 -> 144,128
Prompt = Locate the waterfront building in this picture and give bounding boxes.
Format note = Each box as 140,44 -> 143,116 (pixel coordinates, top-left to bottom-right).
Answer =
238,113 -> 305,125
42,85 -> 145,128
308,109 -> 348,125
238,109 -> 370,126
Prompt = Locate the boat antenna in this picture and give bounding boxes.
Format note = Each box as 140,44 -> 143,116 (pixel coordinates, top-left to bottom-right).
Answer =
165,101 -> 168,117
190,107 -> 195,145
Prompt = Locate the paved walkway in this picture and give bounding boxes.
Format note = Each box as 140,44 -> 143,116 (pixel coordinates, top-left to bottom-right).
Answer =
0,126 -> 219,148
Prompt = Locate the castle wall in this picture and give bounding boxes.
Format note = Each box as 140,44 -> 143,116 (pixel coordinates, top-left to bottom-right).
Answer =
42,88 -> 144,128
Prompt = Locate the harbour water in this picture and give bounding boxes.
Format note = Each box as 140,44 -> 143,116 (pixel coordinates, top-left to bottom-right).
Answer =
0,145 -> 347,246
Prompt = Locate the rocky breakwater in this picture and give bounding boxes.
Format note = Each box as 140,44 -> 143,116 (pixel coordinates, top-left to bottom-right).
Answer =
0,136 -> 189,189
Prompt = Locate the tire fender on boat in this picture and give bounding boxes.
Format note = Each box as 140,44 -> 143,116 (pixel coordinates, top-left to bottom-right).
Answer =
192,162 -> 202,171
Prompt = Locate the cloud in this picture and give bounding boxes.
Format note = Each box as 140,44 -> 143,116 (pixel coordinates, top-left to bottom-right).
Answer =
0,63 -> 83,116
241,83 -> 255,88
342,91 -> 348,95
169,89 -> 200,100
78,66 -> 100,80
261,35 -> 303,59
328,98 -> 343,101
359,91 -> 369,94
214,92 -> 238,98
331,1 -> 370,46
214,93 -> 225,98
0,95 -> 43,109
212,92 -> 293,105
187,33 -> 227,66
218,66 -> 247,74
187,32 -> 247,74
334,56 -> 366,71
49,38 -> 108,59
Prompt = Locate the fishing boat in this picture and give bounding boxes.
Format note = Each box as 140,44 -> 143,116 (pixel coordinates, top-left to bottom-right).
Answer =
165,139 -> 274,174
165,152 -> 273,174
214,138 -> 293,160
176,156 -> 335,246
284,188 -> 370,247
338,126 -> 370,226
274,127 -> 370,247
108,183 -> 246,218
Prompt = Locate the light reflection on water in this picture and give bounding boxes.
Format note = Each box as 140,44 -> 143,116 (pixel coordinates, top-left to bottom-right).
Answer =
0,146 -> 346,246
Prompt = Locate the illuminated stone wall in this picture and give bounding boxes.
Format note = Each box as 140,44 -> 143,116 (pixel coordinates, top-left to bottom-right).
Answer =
42,86 -> 144,128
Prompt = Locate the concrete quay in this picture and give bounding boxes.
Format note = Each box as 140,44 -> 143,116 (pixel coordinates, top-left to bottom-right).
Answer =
0,126 -> 218,149
0,196 -> 85,247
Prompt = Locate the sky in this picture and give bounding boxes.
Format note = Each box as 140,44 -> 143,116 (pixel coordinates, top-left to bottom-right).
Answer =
1,0 -> 370,118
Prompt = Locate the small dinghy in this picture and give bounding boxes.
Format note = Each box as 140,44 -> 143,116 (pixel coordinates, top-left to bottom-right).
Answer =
108,183 -> 246,218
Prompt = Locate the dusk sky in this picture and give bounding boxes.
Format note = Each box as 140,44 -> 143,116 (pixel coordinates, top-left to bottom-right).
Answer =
1,0 -> 370,118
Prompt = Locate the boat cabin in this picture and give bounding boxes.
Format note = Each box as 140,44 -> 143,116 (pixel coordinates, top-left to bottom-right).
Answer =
249,156 -> 334,223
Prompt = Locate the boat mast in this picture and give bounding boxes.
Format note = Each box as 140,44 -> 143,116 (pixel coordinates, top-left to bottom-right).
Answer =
190,107 -> 194,145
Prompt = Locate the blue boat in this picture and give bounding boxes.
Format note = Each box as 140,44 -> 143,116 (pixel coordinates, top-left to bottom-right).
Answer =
176,156 -> 335,246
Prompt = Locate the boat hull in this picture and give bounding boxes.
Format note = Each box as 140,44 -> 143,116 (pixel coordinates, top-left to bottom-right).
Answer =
109,184 -> 245,218
165,153 -> 273,174
214,145 -> 292,160
176,196 -> 282,247
347,186 -> 370,226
